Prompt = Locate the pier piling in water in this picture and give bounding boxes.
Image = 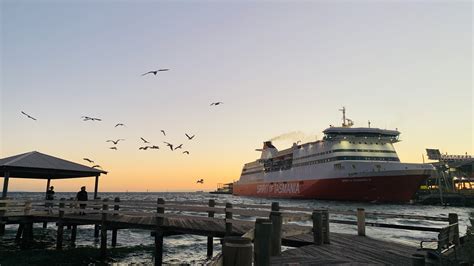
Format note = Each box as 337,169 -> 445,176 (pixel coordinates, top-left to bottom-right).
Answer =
225,203 -> 233,236
207,199 -> 215,258
56,198 -> 66,250
100,198 -> 109,259
71,225 -> 77,247
111,197 -> 120,247
269,202 -> 282,255
155,198 -> 165,266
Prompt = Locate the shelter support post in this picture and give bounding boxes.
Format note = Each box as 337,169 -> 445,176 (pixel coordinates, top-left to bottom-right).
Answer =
94,175 -> 99,200
0,171 -> 9,235
2,171 -> 10,198
43,178 -> 51,229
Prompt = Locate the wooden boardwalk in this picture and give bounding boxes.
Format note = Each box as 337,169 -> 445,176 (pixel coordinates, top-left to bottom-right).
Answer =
0,197 -> 460,265
275,233 -> 417,265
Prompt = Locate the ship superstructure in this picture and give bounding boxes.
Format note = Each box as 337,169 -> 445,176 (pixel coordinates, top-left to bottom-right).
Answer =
233,108 -> 434,202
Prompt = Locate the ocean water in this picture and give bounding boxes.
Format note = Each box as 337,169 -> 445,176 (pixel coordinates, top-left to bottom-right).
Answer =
1,192 -> 472,264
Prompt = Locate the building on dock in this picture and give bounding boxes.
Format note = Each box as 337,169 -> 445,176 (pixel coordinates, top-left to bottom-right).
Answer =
210,183 -> 233,194
416,149 -> 473,206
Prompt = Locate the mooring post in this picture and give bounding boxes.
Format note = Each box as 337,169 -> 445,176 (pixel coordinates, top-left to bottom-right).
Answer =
207,199 -> 216,258
100,198 -> 109,259
254,218 -> 272,266
322,208 -> 330,244
155,198 -> 165,266
225,202 -> 233,236
357,208 -> 366,236
111,197 -> 120,248
269,202 -> 282,256
56,198 -> 66,250
223,236 -> 252,266
312,210 -> 323,245
448,213 -> 460,245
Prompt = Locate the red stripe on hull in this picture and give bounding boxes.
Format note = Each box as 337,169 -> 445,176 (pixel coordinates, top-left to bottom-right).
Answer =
233,175 -> 429,202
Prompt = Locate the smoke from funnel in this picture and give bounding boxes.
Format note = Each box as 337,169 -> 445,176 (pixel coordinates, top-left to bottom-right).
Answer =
270,131 -> 317,143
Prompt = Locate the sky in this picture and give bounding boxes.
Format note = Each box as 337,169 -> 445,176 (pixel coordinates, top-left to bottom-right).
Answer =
1,0 -> 472,192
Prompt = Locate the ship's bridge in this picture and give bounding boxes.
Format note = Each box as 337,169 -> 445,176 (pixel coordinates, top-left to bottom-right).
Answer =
323,127 -> 400,143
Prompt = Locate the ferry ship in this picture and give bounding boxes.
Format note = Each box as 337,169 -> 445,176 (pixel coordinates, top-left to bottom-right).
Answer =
233,108 -> 434,202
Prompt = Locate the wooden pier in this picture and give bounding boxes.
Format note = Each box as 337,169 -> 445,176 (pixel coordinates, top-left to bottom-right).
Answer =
0,197 -> 465,265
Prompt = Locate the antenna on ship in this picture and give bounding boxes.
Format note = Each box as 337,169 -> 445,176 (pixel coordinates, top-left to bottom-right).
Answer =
339,107 -> 346,126
368,120 -> 371,128
339,107 -> 354,127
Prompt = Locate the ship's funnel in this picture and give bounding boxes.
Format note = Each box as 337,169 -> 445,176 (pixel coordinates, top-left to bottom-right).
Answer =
260,141 -> 278,159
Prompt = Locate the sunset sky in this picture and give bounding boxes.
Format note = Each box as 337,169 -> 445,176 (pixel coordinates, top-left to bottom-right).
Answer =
1,1 -> 472,192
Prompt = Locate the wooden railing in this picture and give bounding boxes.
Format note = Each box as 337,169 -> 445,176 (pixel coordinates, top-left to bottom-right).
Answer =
0,197 -> 461,266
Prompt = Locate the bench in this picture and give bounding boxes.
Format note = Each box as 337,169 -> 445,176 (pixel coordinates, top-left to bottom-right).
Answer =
419,223 -> 459,262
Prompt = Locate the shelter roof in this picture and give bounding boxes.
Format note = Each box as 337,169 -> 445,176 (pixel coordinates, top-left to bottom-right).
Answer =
0,151 -> 107,179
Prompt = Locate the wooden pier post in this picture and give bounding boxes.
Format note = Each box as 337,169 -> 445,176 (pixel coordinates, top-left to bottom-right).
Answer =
223,236 -> 252,266
16,224 -> 24,241
67,198 -> 74,229
269,202 -> 282,256
56,198 -> 66,250
94,197 -> 101,238
111,197 -> 120,248
0,199 -> 6,236
357,208 -> 366,236
312,210 -> 324,245
254,218 -> 272,266
207,199 -> 215,258
155,198 -> 165,266
71,225 -> 77,247
448,213 -> 460,245
225,203 -> 233,236
100,198 -> 109,259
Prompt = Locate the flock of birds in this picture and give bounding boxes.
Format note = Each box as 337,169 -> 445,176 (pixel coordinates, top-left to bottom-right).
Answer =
20,68 -> 223,185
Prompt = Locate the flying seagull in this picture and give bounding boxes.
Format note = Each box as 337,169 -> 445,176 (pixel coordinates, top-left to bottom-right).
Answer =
115,123 -> 126,127
196,179 -> 204,184
83,158 -> 94,163
210,102 -> 223,106
141,69 -> 170,76
139,146 -> 150,150
21,111 -> 37,121
174,144 -> 183,150
183,151 -> 190,155
163,141 -> 174,151
160,130 -> 166,136
150,145 -> 160,149
92,165 -> 102,169
185,133 -> 195,140
140,137 -> 150,144
110,147 -> 118,150
106,139 -> 125,145
82,116 -> 102,121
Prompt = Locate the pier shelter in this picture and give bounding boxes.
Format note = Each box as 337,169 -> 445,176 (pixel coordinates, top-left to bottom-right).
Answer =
0,151 -> 107,199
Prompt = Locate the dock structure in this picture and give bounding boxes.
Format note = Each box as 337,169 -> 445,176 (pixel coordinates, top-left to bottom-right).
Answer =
0,197 -> 465,265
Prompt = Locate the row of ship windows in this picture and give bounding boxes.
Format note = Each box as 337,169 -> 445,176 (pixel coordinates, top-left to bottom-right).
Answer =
242,156 -> 400,175
295,148 -> 396,161
243,149 -> 397,173
293,156 -> 400,168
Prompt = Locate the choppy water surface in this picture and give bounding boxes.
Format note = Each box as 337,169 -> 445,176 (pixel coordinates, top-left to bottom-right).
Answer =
1,192 -> 472,264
